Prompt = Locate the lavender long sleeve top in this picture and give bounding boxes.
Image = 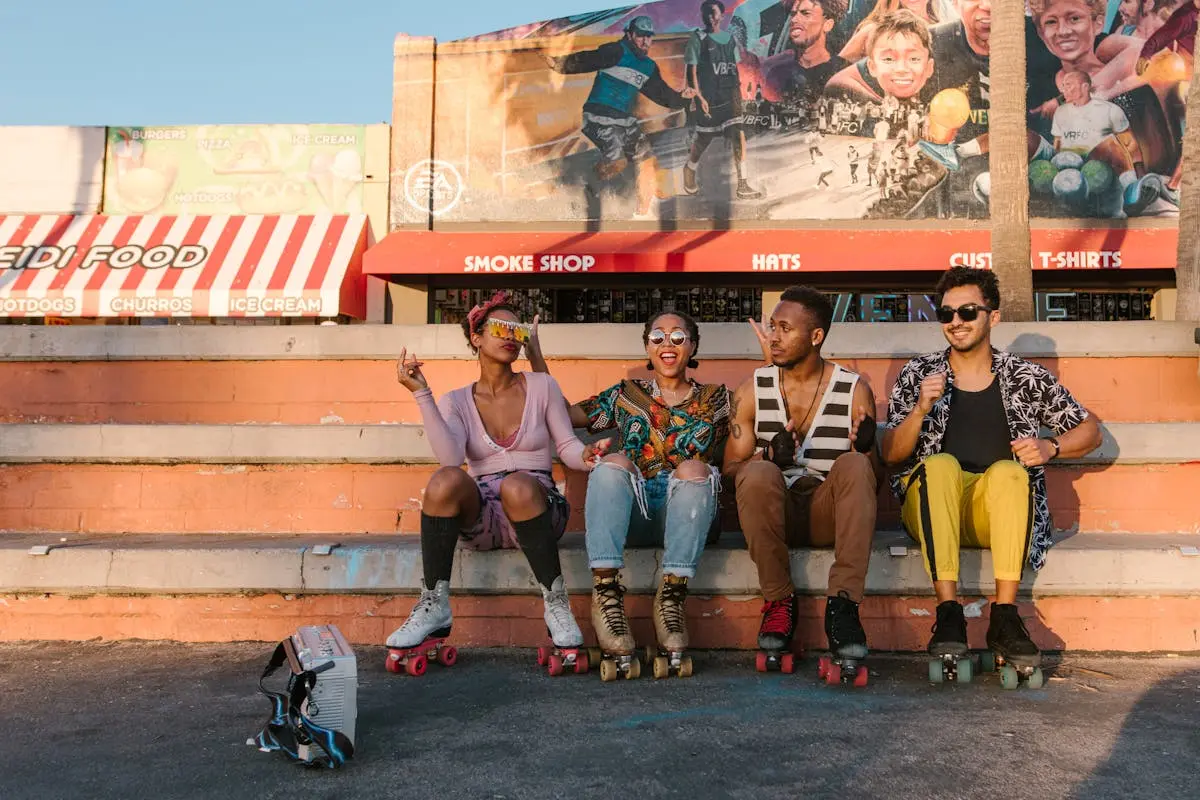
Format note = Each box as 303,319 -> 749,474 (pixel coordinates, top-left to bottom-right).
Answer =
413,372 -> 589,476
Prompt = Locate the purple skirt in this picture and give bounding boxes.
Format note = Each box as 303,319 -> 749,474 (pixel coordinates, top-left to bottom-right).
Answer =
462,469 -> 570,551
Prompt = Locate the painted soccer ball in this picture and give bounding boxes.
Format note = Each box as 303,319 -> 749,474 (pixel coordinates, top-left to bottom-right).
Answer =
1052,168 -> 1087,204
1080,159 -> 1114,197
972,171 -> 991,204
1029,159 -> 1058,195
1050,151 -> 1085,171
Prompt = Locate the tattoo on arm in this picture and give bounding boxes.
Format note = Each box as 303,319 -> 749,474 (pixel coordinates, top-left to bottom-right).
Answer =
730,389 -> 743,438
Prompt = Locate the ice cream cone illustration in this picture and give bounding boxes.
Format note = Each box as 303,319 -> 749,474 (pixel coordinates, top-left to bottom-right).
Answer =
920,88 -> 971,171
309,149 -> 363,212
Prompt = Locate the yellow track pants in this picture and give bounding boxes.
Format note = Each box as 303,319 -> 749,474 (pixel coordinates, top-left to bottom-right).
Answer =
900,454 -> 1033,584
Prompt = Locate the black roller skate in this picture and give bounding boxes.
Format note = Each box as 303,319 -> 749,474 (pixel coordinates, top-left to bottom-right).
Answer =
981,603 -> 1044,690
927,600 -> 973,684
818,591 -> 869,688
755,594 -> 799,673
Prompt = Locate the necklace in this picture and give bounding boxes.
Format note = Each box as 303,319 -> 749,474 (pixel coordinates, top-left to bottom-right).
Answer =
781,361 -> 827,435
655,380 -> 692,407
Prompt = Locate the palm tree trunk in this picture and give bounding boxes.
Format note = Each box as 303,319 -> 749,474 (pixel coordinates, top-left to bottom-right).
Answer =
988,1 -> 1035,321
1175,61 -> 1200,322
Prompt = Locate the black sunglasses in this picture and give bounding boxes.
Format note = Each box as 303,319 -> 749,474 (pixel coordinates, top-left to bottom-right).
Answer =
936,303 -> 992,324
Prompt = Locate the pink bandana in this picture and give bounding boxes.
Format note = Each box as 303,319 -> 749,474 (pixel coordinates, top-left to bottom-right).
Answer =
466,291 -> 511,332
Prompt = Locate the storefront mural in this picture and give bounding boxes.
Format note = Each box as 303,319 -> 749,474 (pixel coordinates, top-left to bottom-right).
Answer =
392,0 -> 1191,227
105,125 -> 368,215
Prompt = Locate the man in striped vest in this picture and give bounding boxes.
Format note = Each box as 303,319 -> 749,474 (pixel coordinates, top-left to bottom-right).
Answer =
724,286 -> 881,667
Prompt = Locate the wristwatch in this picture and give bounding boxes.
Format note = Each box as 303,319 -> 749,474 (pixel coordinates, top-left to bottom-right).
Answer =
1048,437 -> 1061,460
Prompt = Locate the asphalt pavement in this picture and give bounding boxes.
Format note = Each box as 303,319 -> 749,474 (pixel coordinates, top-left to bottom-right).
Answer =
2,642 -> 1197,800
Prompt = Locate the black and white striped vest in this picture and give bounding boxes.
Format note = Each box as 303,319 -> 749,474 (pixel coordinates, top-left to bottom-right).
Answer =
753,363 -> 859,485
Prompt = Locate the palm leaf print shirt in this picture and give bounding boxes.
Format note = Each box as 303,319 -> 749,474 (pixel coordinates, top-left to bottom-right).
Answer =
886,348 -> 1090,570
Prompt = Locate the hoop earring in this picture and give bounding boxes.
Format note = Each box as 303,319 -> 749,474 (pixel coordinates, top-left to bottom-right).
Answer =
646,361 -> 654,371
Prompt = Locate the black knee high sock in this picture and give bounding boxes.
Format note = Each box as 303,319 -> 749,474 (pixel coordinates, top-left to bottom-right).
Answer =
513,509 -> 562,590
421,513 -> 460,589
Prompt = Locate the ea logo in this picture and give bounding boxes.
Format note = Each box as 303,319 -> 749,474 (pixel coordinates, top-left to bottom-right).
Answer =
404,159 -> 463,217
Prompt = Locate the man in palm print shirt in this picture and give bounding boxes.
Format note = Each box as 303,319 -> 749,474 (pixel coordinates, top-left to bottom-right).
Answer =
881,267 -> 1101,667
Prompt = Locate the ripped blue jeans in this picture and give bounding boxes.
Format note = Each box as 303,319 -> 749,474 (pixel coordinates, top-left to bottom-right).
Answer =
584,462 -> 720,578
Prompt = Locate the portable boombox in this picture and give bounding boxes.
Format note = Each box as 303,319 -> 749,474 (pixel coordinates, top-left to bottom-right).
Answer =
286,625 -> 359,746
251,624 -> 358,767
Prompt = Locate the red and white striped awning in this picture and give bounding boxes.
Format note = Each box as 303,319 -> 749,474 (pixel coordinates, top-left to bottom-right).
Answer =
0,214 -> 369,318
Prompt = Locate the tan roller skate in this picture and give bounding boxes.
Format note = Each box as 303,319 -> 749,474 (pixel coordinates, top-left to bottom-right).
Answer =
590,572 -> 640,682
645,574 -> 693,679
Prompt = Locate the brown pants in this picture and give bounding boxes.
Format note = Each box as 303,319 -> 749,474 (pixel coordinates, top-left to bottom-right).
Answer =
735,452 -> 878,603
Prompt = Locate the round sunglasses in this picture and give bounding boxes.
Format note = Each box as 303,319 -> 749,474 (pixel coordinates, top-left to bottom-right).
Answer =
936,303 -> 992,324
647,328 -> 690,346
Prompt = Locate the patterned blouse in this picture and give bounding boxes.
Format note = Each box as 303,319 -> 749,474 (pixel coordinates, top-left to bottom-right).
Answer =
886,348 -> 1090,571
580,379 -> 731,479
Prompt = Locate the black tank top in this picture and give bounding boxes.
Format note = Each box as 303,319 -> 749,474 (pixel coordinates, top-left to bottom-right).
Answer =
939,377 -> 1014,474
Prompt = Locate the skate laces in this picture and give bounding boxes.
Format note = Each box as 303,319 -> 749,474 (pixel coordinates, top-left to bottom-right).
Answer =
658,580 -> 688,635
995,609 -> 1031,643
759,597 -> 794,636
401,588 -> 439,630
596,579 -> 629,635
829,595 -> 863,643
543,587 -> 575,629
931,602 -> 965,638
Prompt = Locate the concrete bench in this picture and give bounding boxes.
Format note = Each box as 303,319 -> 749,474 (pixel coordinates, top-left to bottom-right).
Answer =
0,421 -> 1194,465
2,530 -> 1198,653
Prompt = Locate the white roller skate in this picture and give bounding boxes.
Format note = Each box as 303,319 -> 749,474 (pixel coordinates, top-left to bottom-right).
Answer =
385,580 -> 456,676
536,576 -> 589,676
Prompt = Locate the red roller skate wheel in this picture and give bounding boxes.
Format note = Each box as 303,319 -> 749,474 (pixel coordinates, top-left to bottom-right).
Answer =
780,653 -> 795,674
817,656 -> 830,679
853,665 -> 869,688
406,654 -> 428,677
438,645 -> 458,667
575,651 -> 589,674
536,646 -> 549,667
548,654 -> 564,676
755,651 -> 768,672
385,653 -> 402,674
825,662 -> 842,685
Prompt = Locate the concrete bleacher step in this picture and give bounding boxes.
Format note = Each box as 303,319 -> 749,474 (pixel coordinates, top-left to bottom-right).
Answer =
1,323 -> 1196,651
2,531 -> 1198,653
0,423 -> 1196,535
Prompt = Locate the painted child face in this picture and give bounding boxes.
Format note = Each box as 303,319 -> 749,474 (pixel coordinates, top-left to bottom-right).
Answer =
867,31 -> 934,99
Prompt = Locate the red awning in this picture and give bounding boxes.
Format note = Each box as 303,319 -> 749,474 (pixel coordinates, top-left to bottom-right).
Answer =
0,214 -> 369,318
364,227 -> 1178,276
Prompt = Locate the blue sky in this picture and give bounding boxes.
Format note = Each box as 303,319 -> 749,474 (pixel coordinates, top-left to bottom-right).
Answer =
0,0 -> 597,126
